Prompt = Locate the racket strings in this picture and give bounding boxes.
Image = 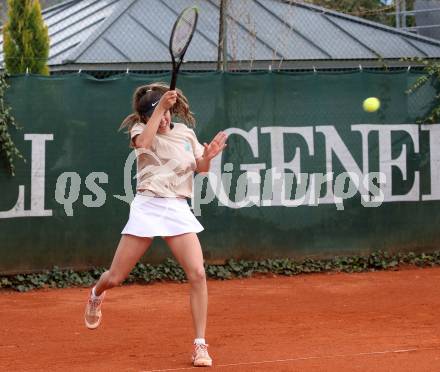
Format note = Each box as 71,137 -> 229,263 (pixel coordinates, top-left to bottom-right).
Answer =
171,10 -> 197,57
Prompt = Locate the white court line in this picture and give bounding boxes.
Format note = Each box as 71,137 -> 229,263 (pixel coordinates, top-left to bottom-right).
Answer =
140,346 -> 440,372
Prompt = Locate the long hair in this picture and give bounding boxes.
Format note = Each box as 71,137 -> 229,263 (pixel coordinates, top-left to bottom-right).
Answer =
120,82 -> 196,131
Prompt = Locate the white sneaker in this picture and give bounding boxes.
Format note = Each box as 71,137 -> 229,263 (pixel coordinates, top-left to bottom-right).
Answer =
192,343 -> 212,367
84,289 -> 105,329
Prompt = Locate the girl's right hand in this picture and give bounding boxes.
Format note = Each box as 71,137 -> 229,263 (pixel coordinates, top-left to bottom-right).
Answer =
158,90 -> 178,111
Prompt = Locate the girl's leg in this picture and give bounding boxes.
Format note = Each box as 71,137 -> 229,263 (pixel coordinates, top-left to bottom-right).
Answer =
94,234 -> 154,295
163,232 -> 207,339
85,234 -> 153,329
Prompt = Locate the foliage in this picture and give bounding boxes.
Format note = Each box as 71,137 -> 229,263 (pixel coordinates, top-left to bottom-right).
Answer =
405,57 -> 440,124
0,73 -> 23,175
3,0 -> 50,75
2,250 -> 440,292
307,0 -> 415,27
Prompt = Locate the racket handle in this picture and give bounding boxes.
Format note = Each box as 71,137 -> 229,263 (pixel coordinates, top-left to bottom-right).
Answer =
170,72 -> 177,91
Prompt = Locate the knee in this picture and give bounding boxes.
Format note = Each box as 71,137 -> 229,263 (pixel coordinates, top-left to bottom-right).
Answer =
187,267 -> 206,285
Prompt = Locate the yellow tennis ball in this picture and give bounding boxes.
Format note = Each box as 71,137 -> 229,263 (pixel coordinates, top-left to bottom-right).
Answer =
363,97 -> 380,112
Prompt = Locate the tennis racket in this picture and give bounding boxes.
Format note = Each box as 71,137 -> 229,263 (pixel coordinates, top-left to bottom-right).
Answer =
169,7 -> 199,90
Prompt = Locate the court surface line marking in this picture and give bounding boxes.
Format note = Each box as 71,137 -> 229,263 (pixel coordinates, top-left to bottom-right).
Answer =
140,346 -> 440,372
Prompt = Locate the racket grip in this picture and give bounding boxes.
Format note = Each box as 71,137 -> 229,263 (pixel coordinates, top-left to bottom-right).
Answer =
170,73 -> 177,91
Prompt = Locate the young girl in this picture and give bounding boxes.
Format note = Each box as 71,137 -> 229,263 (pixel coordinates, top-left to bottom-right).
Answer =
84,82 -> 227,367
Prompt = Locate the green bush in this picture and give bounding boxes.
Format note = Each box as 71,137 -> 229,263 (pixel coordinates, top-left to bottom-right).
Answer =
0,73 -> 23,175
2,250 -> 440,292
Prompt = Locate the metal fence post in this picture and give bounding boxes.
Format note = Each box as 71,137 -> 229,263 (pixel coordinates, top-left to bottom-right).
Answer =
217,0 -> 228,71
402,0 -> 407,28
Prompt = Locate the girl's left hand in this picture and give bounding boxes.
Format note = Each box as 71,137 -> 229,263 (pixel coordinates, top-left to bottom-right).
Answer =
203,131 -> 228,160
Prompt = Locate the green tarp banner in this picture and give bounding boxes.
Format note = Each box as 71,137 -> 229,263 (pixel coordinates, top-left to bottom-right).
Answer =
1,72 -> 439,274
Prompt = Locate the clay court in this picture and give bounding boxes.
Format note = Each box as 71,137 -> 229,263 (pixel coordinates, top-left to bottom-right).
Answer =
1,267 -> 440,372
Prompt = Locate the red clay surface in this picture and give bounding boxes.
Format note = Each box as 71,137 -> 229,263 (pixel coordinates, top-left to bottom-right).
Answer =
1,267 -> 440,372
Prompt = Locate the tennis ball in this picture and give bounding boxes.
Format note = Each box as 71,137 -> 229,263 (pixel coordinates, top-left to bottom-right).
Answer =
363,97 -> 380,112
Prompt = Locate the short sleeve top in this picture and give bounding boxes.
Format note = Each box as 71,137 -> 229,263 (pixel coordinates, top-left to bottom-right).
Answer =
130,122 -> 205,198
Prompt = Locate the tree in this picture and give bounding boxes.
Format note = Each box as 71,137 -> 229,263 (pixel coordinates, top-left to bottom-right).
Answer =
308,0 -> 415,27
3,0 -> 50,75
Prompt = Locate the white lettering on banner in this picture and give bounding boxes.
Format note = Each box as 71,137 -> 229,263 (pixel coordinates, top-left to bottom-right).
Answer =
55,172 -> 81,216
362,172 -> 385,208
316,125 -> 368,205
377,125 -> 420,202
2,126 -> 438,219
0,134 -> 53,218
203,125 -> 435,208
209,127 -> 266,209
55,171 -> 109,216
260,126 -> 314,207
83,172 -> 108,208
113,149 -> 137,205
421,125 -> 440,201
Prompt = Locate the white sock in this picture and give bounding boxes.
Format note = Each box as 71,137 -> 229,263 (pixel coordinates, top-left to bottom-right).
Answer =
194,338 -> 206,345
92,286 -> 102,299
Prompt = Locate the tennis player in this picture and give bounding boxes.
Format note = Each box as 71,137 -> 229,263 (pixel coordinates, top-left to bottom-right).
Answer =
84,82 -> 227,367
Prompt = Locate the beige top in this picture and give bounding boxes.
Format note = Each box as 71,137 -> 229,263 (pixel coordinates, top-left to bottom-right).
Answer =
130,122 -> 205,198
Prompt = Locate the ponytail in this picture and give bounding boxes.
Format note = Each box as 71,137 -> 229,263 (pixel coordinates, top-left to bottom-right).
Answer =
120,113 -> 142,131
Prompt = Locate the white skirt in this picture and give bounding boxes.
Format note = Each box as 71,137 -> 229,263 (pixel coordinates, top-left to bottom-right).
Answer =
121,194 -> 204,237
